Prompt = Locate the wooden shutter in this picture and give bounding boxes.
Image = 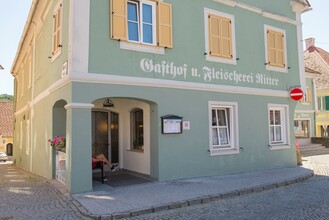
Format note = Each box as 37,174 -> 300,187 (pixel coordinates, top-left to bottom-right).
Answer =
275,33 -> 285,67
221,18 -> 232,58
267,30 -> 276,65
267,30 -> 285,67
209,14 -> 221,56
209,14 -> 232,59
158,2 -> 172,48
110,0 -> 127,40
307,88 -> 312,103
53,4 -> 62,54
325,96 -> 329,110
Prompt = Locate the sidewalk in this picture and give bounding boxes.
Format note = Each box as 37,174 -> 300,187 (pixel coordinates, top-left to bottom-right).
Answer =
67,161 -> 314,219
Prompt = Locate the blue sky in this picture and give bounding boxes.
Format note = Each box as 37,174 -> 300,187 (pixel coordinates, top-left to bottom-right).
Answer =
0,1 -> 328,95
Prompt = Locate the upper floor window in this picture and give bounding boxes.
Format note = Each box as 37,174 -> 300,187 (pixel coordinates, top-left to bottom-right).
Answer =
28,57 -> 32,89
204,8 -> 236,65
131,108 -> 144,151
264,25 -> 287,73
301,88 -> 311,104
128,1 -> 156,45
111,0 -> 172,52
52,1 -> 63,61
317,96 -> 329,111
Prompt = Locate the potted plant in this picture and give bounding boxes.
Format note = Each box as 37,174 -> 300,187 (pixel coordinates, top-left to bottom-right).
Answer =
49,136 -> 66,153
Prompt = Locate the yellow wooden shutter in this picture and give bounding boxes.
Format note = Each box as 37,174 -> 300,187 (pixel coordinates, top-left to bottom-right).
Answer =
53,5 -> 62,55
267,30 -> 285,68
267,30 -> 276,65
221,17 -> 232,58
307,88 -> 312,103
209,14 -> 221,56
209,14 -> 232,59
275,32 -> 285,67
158,2 -> 172,48
110,0 -> 127,40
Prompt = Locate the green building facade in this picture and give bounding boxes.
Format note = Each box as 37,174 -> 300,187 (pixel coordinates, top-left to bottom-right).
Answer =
11,0 -> 310,193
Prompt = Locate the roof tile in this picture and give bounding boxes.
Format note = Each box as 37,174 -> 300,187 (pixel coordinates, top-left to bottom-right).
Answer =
0,100 -> 14,137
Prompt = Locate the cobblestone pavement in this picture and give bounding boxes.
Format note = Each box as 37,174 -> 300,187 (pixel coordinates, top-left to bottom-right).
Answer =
0,164 -> 93,220
125,149 -> 329,220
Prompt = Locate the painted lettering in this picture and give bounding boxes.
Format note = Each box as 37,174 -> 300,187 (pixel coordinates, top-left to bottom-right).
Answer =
140,58 -> 280,87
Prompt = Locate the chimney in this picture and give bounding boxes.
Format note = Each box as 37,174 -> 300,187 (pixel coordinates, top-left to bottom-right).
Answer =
305,38 -> 315,49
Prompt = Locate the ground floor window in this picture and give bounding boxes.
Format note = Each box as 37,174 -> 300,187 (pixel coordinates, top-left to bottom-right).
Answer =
320,125 -> 329,137
209,101 -> 239,156
294,120 -> 310,138
268,104 -> 289,149
131,108 -> 144,151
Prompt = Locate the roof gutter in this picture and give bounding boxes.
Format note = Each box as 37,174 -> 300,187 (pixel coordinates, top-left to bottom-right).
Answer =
10,0 -> 39,76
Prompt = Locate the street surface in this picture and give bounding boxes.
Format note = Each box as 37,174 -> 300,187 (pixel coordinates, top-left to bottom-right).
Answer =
0,147 -> 328,220
126,148 -> 329,220
0,163 -> 92,220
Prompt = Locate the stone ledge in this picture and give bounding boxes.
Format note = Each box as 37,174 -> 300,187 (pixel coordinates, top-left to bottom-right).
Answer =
70,170 -> 315,220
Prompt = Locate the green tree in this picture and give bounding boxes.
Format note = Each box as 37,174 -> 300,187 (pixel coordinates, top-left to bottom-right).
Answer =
0,94 -> 13,100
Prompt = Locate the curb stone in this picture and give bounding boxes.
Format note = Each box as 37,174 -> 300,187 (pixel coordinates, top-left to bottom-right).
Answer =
102,169 -> 315,219
47,168 -> 315,220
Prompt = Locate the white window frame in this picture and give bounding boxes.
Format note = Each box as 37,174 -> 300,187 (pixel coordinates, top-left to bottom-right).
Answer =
28,57 -> 32,89
127,0 -> 157,46
301,87 -> 309,104
317,96 -> 325,111
264,25 -> 288,73
51,0 -> 63,62
268,104 -> 290,150
20,67 -> 24,98
130,108 -> 144,151
208,101 -> 239,156
204,8 -> 237,65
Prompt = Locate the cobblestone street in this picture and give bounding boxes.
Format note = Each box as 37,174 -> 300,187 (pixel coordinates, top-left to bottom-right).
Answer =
0,148 -> 328,220
125,149 -> 329,220
0,164 -> 93,220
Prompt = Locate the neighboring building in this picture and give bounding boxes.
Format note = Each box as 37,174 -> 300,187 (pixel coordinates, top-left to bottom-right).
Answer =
0,100 -> 14,156
294,66 -> 319,145
11,0 -> 310,193
304,38 -> 329,137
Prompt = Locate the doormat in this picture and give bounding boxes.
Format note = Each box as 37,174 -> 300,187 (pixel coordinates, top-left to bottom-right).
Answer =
104,172 -> 153,187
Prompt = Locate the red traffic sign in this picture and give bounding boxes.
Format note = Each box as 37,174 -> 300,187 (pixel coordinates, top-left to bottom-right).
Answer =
290,88 -> 304,101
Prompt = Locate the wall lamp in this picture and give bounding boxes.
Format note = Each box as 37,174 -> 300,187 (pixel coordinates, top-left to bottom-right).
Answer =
103,98 -> 114,108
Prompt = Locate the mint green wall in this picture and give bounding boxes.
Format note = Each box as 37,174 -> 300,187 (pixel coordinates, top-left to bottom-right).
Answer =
294,78 -> 316,137
295,78 -> 315,111
89,0 -> 300,91
14,1 -> 70,176
14,84 -> 72,180
34,1 -> 69,97
69,82 -> 296,181
238,0 -> 296,20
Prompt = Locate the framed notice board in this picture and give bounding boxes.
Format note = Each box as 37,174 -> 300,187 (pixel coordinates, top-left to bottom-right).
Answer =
161,115 -> 183,134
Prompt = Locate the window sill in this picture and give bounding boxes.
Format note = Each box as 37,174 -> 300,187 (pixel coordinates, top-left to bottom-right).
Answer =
269,144 -> 290,150
126,149 -> 144,153
120,41 -> 165,55
265,65 -> 288,73
209,147 -> 239,156
206,54 -> 237,65
51,49 -> 62,63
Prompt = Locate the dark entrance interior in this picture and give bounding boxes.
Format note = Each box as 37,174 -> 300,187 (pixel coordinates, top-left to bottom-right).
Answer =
92,111 -> 119,163
6,143 -> 13,156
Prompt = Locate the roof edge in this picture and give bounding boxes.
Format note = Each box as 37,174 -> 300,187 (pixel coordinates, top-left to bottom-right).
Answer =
10,0 -> 39,75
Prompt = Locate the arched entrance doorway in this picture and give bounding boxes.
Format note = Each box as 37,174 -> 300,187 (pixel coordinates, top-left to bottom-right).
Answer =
6,143 -> 13,156
52,100 -> 67,183
91,97 -> 157,183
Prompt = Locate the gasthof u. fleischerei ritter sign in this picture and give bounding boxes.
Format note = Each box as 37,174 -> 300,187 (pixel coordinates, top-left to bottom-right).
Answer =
140,58 -> 280,87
